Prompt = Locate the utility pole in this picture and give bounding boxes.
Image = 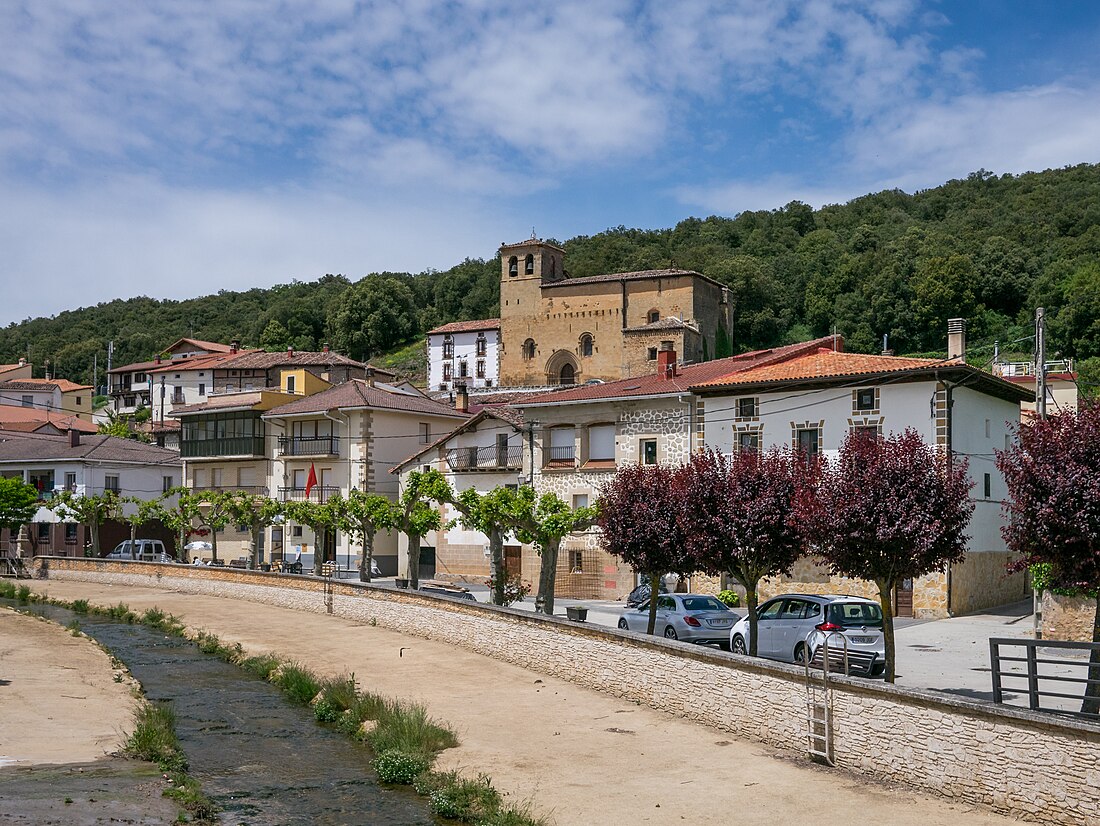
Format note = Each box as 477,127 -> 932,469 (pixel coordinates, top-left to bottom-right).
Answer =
1035,307 -> 1047,420
107,341 -> 113,378
159,376 -> 166,424
92,354 -> 97,397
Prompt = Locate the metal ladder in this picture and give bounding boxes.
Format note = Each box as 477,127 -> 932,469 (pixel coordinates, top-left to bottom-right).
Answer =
804,631 -> 848,766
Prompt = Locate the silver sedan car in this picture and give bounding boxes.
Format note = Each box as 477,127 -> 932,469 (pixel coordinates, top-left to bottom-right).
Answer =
618,593 -> 740,647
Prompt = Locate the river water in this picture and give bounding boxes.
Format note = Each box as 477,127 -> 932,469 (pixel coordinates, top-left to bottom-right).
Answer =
14,602 -> 434,825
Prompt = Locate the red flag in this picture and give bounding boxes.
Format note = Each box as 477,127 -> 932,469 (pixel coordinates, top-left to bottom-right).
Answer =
304,463 -> 318,498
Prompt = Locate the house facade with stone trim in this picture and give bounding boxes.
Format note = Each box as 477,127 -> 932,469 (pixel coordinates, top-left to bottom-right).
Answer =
426,319 -> 501,393
694,343 -> 1035,618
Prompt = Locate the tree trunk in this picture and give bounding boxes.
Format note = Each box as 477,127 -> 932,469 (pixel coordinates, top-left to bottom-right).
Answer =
407,533 -> 421,589
250,522 -> 262,568
536,538 -> 561,615
90,519 -> 101,556
358,522 -> 375,582
488,527 -> 505,605
1083,594 -> 1100,715
731,568 -> 760,657
210,528 -> 219,564
645,571 -> 660,636
876,579 -> 897,683
130,522 -> 137,544
313,527 -> 325,576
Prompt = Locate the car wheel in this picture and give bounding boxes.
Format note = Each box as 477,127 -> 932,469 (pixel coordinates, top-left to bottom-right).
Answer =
617,618 -> 629,630
664,626 -> 678,640
731,634 -> 747,655
794,643 -> 807,664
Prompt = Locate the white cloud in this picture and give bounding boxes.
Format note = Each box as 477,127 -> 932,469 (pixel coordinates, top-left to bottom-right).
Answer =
674,175 -> 858,215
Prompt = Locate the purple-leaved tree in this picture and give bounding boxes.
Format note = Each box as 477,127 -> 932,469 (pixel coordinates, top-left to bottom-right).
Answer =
803,429 -> 973,683
599,463 -> 693,636
677,448 -> 811,658
997,403 -> 1100,714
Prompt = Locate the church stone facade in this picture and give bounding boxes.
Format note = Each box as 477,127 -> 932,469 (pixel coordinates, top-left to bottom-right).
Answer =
497,238 -> 732,387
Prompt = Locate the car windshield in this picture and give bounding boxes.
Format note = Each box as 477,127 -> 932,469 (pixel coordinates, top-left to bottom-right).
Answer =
827,602 -> 883,628
680,596 -> 727,612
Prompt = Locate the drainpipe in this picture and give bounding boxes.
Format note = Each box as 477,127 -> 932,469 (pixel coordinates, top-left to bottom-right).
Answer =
620,279 -> 628,330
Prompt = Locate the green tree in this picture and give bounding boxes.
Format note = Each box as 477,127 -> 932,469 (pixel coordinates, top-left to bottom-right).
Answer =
153,488 -> 204,562
49,490 -> 122,556
446,486 -> 521,606
195,491 -> 236,563
221,493 -> 283,569
0,477 -> 39,541
120,496 -> 164,548
329,276 -> 419,361
392,470 -> 452,589
284,497 -> 344,576
334,489 -> 394,581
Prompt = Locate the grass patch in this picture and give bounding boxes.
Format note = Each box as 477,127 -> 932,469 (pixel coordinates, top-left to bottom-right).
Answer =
194,630 -> 243,661
71,599 -> 89,614
239,652 -> 280,680
314,674 -> 358,723
427,773 -> 500,822
273,663 -> 321,706
0,580 -> 15,599
140,607 -> 186,636
16,585 -> 31,604
66,618 -> 81,636
365,699 -> 458,757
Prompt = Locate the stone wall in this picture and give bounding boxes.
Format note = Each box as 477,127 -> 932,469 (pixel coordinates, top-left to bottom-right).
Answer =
1042,593 -> 1098,642
36,557 -> 1100,825
949,552 -> 1029,616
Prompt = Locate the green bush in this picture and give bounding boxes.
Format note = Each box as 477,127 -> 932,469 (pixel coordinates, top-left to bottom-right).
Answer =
0,580 -> 15,599
16,585 -> 31,604
716,590 -> 741,608
373,749 -> 431,785
125,703 -> 188,774
428,773 -> 500,822
71,599 -> 89,614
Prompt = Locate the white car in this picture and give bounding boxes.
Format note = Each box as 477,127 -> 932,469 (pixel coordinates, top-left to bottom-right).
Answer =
105,539 -> 170,563
728,594 -> 886,677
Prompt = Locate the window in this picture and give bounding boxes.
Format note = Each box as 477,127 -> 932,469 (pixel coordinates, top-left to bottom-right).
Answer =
104,475 -> 121,493
76,397 -> 82,406
198,383 -> 206,396
476,334 -> 486,356
588,424 -> 616,462
419,423 -> 431,444
853,425 -> 880,440
524,253 -> 534,275
795,428 -> 819,458
985,419 -> 991,439
572,493 -> 589,509
522,339 -> 536,360
508,256 -> 518,276
984,473 -> 991,498
476,360 -> 485,378
569,549 -> 584,572
21,394 -> 33,407
647,309 -> 660,324
65,523 -> 78,543
443,336 -> 454,359
237,467 -> 255,487
580,334 -> 593,357
65,472 -> 77,491
647,347 -> 658,361
286,375 -> 296,393
458,360 -> 468,378
443,363 -> 453,381
757,600 -> 785,620
548,427 -> 575,465
162,475 -> 174,493
292,526 -> 303,537
855,388 -> 876,411
38,523 -> 50,541
641,438 -> 658,465
737,397 -> 757,418
737,432 -> 759,454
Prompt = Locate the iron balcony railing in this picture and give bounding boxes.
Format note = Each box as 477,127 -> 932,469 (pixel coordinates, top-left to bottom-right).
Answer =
446,445 -> 522,471
279,485 -> 340,503
277,435 -> 340,457
189,484 -> 268,496
546,445 -> 575,466
180,436 -> 266,459
989,637 -> 1100,719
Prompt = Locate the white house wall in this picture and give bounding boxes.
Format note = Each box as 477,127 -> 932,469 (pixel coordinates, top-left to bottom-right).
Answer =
427,329 -> 500,391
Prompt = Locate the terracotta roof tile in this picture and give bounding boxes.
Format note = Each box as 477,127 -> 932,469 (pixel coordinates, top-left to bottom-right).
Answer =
0,378 -> 92,392
221,350 -> 371,370
0,431 -> 181,465
542,268 -> 721,289
0,404 -> 99,433
390,405 -> 525,473
692,349 -> 953,389
263,380 -> 466,418
515,337 -> 838,405
172,392 -> 267,415
427,318 -> 501,335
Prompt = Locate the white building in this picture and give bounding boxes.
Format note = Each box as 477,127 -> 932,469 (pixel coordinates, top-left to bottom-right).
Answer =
109,338 -> 249,416
426,319 -> 501,392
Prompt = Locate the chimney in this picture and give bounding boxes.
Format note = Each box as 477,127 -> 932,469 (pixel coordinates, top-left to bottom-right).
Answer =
287,346 -> 294,358
322,343 -> 330,353
947,318 -> 967,360
18,357 -> 25,367
68,428 -> 80,448
154,354 -> 161,365
455,383 -> 469,414
230,339 -> 239,354
656,342 -> 677,379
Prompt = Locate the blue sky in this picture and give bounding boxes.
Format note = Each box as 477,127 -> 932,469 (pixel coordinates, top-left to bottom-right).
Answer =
2,1 -> 1099,325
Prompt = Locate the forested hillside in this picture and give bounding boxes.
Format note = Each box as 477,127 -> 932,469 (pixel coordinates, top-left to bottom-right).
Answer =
3,164 -> 1099,390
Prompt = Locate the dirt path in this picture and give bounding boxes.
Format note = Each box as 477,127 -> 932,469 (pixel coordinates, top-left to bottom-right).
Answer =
18,581 -> 1021,825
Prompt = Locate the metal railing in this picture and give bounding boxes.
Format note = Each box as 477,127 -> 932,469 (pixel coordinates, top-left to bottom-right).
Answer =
277,435 -> 340,457
188,484 -> 268,496
446,445 -> 522,471
279,485 -> 341,503
180,436 -> 266,458
990,637 -> 1100,719
546,446 -> 575,466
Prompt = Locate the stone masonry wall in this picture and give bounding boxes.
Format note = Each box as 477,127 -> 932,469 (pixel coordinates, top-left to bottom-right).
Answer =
1042,593 -> 1098,642
38,558 -> 1100,826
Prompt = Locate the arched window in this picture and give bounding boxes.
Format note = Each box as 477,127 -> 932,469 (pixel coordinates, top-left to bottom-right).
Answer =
580,333 -> 594,357
559,363 -> 575,385
508,256 -> 518,277
523,339 -> 536,360
524,254 -> 534,275
648,309 -> 661,324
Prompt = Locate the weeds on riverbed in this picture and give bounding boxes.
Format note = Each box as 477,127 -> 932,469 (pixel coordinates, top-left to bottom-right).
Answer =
238,653 -> 280,680
141,608 -> 186,637
124,703 -> 217,823
0,580 -> 14,598
71,599 -> 89,614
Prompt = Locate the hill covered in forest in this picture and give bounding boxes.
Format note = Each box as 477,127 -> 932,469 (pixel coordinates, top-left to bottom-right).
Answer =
3,164 -> 1098,391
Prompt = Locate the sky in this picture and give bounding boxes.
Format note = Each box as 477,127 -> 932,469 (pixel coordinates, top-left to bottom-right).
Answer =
1,0 -> 1099,325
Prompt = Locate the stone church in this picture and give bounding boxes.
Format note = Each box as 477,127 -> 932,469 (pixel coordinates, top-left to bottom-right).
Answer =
496,237 -> 732,387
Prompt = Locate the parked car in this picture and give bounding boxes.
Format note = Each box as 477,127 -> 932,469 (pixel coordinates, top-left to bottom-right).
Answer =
618,593 -> 739,647
728,594 -> 886,677
105,539 -> 170,563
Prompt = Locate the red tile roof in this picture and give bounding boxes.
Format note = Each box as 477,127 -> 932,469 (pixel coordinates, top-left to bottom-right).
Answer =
147,351 -> 252,374
0,403 -> 98,432
427,318 -> 501,335
390,406 -> 524,473
542,268 -> 723,289
515,337 -> 839,405
263,380 -> 467,418
500,238 -> 565,252
220,350 -> 373,370
169,338 -> 235,353
0,378 -> 92,392
693,349 -> 953,389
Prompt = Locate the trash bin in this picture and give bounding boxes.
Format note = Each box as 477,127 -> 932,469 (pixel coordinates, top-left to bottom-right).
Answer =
260,563 -> 271,572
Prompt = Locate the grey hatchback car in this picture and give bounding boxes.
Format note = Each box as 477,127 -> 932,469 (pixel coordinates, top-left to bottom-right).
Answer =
618,594 -> 740,647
